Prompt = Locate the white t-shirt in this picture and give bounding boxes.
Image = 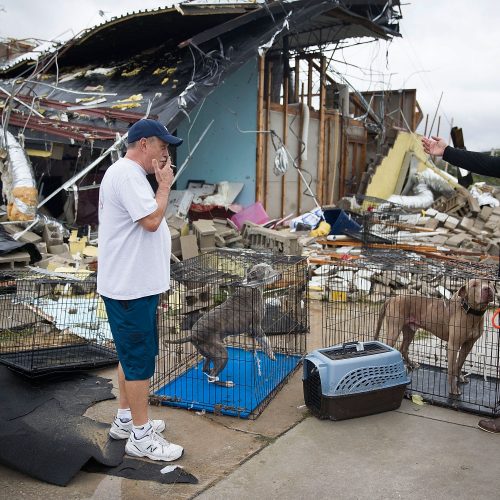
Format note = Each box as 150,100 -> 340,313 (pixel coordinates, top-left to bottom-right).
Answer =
97,157 -> 171,299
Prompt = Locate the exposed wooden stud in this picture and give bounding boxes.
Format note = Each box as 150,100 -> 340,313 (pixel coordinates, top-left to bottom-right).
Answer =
264,60 -> 272,208
307,59 -> 313,108
297,90 -> 304,215
281,61 -> 289,219
329,112 -> 341,204
294,57 -> 300,103
317,55 -> 326,204
255,55 -> 266,204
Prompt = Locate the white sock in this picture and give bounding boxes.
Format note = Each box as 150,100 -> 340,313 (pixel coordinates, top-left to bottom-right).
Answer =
132,422 -> 152,440
117,408 -> 132,422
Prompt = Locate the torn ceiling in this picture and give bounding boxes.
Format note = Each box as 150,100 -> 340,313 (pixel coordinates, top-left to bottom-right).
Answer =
0,0 -> 402,147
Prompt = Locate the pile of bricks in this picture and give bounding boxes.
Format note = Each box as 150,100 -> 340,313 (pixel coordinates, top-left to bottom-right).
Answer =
418,205 -> 500,257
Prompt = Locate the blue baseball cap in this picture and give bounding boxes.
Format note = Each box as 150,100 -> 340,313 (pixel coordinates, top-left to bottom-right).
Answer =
127,119 -> 183,146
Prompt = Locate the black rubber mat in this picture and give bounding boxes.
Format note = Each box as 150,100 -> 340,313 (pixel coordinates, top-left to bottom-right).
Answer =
84,457 -> 198,484
0,366 -> 122,485
0,366 -> 197,485
408,364 -> 500,416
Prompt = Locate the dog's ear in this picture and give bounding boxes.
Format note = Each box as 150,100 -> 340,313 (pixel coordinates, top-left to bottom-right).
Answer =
457,285 -> 467,298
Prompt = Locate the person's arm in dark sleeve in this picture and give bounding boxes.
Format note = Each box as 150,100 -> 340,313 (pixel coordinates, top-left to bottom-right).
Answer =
443,146 -> 500,178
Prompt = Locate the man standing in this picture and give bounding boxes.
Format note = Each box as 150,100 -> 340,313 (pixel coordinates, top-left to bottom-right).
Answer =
98,119 -> 183,460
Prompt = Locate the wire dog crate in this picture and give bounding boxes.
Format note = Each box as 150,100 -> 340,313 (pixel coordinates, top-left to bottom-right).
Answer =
151,249 -> 309,419
321,250 -> 500,416
0,270 -> 117,376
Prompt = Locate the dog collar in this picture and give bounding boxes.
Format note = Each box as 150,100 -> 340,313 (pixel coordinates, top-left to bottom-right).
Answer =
461,298 -> 488,317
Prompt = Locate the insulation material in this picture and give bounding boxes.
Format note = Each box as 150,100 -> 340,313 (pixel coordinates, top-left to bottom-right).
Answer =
0,127 -> 37,221
111,93 -> 143,109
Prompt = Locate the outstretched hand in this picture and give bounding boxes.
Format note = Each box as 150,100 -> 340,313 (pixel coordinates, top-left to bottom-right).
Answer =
421,136 -> 448,157
152,158 -> 173,188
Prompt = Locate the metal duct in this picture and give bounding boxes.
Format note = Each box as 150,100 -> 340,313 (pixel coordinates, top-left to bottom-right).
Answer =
0,127 -> 37,220
385,181 -> 434,209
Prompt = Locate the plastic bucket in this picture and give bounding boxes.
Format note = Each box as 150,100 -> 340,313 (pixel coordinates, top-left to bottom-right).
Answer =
323,209 -> 362,236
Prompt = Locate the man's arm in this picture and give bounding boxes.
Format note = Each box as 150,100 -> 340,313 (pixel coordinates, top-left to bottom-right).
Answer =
443,146 -> 500,178
138,159 -> 173,232
422,135 -> 500,179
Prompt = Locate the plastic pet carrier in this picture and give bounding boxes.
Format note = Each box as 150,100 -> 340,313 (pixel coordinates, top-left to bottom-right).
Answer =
303,341 -> 410,420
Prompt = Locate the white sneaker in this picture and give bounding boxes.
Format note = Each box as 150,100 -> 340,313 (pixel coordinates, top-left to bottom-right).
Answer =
125,429 -> 184,462
109,418 -> 166,440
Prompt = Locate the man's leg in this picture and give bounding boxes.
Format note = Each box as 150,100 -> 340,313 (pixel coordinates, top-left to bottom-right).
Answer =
117,362 -> 130,409
123,377 -> 150,427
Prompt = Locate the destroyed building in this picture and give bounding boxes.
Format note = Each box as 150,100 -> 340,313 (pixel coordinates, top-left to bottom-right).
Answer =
0,0 -> 404,231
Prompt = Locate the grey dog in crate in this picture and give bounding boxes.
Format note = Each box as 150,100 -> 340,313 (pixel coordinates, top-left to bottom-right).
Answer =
374,278 -> 494,396
164,263 -> 279,387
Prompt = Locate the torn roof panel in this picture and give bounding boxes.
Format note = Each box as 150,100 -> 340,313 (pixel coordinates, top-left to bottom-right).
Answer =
0,0 -> 402,145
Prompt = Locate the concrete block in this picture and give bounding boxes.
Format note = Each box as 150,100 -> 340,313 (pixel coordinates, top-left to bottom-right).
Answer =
180,235 -> 199,260
443,216 -> 459,230
430,235 -> 449,245
459,217 -> 475,231
479,205 -> 494,222
425,218 -> 440,230
473,219 -> 485,231
434,212 -> 448,223
0,251 -> 30,269
425,208 -> 438,217
43,224 -> 64,247
193,220 -> 216,250
171,228 -> 181,257
47,243 -> 70,256
445,233 -> 470,248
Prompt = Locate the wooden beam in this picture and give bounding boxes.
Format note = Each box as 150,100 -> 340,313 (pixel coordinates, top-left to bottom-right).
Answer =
263,60 -> 272,210
317,55 -> 327,204
255,55 -> 266,203
281,64 -> 289,219
297,93 -> 304,214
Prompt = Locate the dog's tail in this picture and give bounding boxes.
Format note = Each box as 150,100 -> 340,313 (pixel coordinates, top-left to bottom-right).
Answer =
163,335 -> 194,345
374,299 -> 389,340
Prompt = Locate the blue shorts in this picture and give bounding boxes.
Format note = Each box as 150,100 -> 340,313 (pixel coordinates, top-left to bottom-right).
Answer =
102,294 -> 159,381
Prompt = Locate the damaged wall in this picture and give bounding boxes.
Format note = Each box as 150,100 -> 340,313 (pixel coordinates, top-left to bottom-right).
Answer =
266,106 -> 320,218
176,58 -> 258,207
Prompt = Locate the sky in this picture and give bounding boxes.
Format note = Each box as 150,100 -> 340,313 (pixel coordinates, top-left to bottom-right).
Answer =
0,0 -> 499,151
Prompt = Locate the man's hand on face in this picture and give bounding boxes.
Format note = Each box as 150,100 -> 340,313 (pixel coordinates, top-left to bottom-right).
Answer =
153,157 -> 173,188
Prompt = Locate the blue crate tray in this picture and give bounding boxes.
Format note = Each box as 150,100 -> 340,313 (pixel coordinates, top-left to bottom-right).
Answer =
155,346 -> 302,418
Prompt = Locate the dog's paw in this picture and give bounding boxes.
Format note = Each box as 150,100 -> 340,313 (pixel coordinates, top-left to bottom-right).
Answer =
407,360 -> 420,370
459,374 -> 469,384
268,352 -> 276,361
215,380 -> 235,388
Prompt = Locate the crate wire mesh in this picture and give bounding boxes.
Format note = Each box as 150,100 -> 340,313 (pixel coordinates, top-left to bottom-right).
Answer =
321,250 -> 500,416
151,249 -> 309,418
353,205 -> 418,247
0,270 -> 117,376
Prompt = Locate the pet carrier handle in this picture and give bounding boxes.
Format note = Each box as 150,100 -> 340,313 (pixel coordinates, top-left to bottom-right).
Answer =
342,341 -> 362,352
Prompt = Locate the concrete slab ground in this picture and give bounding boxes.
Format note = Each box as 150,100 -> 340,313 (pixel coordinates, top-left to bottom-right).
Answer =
1,301 -> 499,499
199,400 -> 500,500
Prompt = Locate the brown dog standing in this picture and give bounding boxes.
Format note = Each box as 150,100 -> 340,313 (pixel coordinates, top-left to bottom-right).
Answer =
375,278 -> 494,395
